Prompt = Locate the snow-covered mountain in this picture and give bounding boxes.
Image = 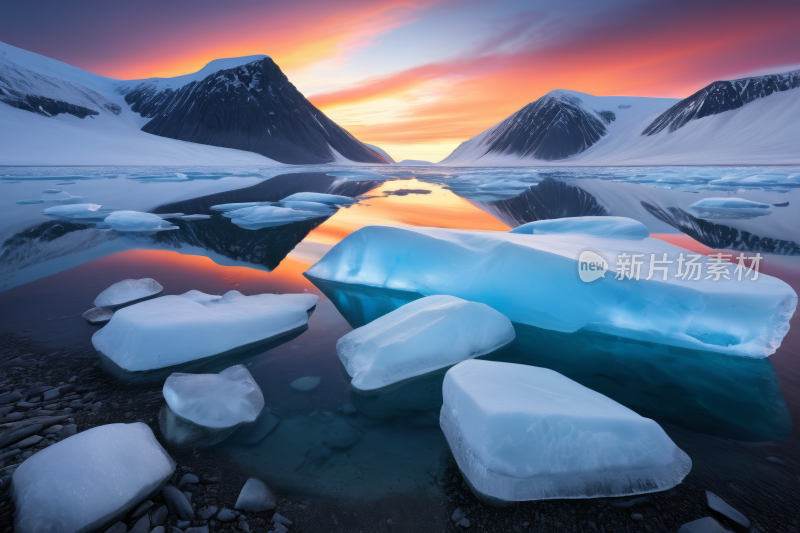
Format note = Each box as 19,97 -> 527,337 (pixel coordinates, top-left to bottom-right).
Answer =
0,41 -> 387,165
441,72 -> 800,166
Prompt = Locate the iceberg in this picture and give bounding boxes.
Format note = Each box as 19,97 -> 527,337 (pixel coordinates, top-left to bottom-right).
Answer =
43,203 -> 110,221
280,192 -> 357,205
223,205 -> 327,229
337,295 -> 515,391
306,222 -> 796,358
12,423 -> 175,533
94,278 -> 164,309
509,216 -> 650,240
105,210 -> 178,232
92,290 -> 318,371
440,360 -> 691,503
160,365 -> 264,447
688,197 -> 773,219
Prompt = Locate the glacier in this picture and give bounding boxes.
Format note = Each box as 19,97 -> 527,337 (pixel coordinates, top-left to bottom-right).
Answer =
94,278 -> 164,309
440,360 -> 692,502
160,365 -> 265,447
11,423 -> 175,533
306,221 -> 797,357
92,290 -> 318,371
337,295 -> 515,391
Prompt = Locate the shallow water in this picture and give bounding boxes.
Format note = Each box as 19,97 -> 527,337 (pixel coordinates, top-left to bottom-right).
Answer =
1,165 -> 799,530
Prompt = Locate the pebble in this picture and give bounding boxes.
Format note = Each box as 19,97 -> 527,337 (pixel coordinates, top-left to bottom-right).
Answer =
179,473 -> 200,486
183,491 -> 192,503
631,513 -> 644,521
40,424 -> 63,436
56,424 -> 78,439
104,522 -> 127,533
451,508 -> 465,522
456,518 -> 470,528
272,524 -> 289,533
82,392 -> 97,402
162,485 -> 194,520
0,423 -> 42,448
239,520 -> 250,532
130,500 -> 154,520
234,478 -> 276,512
176,521 -> 191,528
217,508 -> 237,522
42,389 -> 60,402
91,402 -> 102,412
289,376 -> 320,391
151,528 -> 165,533
184,528 -> 209,533
678,517 -> 728,533
0,391 -> 22,404
13,435 -> 43,449
129,514 -> 150,533
151,504 -> 168,526
706,490 -> 750,528
198,504 -> 219,520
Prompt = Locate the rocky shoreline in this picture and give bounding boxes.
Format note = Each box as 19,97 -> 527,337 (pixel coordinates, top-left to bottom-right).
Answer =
1,331 -> 798,533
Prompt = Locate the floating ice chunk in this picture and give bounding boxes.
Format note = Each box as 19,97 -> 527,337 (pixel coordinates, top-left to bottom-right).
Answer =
43,203 -> 109,220
181,214 -> 211,220
15,199 -> 44,205
280,192 -> 357,205
440,360 -> 691,503
223,205 -> 327,229
93,290 -> 319,371
277,200 -> 337,212
688,197 -> 772,219
210,202 -> 270,212
94,278 -> 164,309
290,376 -> 320,391
105,211 -> 178,232
510,216 -> 649,240
306,222 -> 796,358
40,188 -> 83,202
164,365 -> 264,429
337,295 -> 515,391
12,423 -> 175,533
325,170 -> 386,182
160,365 -> 264,447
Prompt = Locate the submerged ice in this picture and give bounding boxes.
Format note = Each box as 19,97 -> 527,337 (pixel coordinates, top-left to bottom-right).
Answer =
92,290 -> 318,371
306,220 -> 797,357
337,295 -> 515,391
94,278 -> 164,309
160,365 -> 264,447
440,360 -> 692,502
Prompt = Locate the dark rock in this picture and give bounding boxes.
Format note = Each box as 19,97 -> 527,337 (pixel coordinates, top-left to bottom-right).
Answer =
22,385 -> 54,400
82,307 -> 114,325
183,527 -> 209,533
197,504 -> 218,520
0,413 -> 24,424
130,500 -> 154,520
0,423 -> 42,448
0,449 -> 20,462
56,424 -> 78,439
0,391 -> 22,404
151,504 -> 168,526
162,485 -> 194,520
217,508 -> 236,522
234,478 -> 276,512
104,522 -> 127,533
129,514 -> 150,533
179,473 -> 199,486
706,491 -> 750,528
13,435 -> 43,449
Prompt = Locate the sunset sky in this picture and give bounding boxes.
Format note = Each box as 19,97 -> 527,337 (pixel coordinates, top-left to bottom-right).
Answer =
3,0 -> 799,162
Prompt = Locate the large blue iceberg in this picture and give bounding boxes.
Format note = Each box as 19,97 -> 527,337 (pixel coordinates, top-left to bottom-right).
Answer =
306,218 -> 796,357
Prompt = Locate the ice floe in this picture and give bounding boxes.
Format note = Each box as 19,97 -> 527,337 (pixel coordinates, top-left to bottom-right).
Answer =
306,221 -> 797,357
509,216 -> 650,239
440,360 -> 691,502
43,203 -> 110,221
210,201 -> 270,212
160,365 -> 264,447
337,295 -> 515,391
94,278 -> 164,309
280,192 -> 357,205
12,423 -> 175,533
223,205 -> 328,229
105,210 -> 179,232
688,197 -> 773,219
92,290 -> 318,371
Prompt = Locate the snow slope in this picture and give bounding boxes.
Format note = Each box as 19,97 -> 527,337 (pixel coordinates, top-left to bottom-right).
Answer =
441,86 -> 800,166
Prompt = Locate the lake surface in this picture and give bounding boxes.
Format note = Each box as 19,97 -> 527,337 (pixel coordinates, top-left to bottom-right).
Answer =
1,165 -> 799,532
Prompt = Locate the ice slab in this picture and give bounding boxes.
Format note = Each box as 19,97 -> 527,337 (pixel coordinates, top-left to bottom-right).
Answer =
306,222 -> 797,357
94,278 -> 164,309
440,360 -> 691,502
83,307 -> 114,325
43,203 -> 110,221
688,197 -> 772,219
280,192 -> 357,205
92,290 -> 318,371
223,205 -> 327,229
12,423 -> 175,533
337,295 -> 515,391
509,216 -> 649,240
164,365 -> 264,429
105,210 -> 178,232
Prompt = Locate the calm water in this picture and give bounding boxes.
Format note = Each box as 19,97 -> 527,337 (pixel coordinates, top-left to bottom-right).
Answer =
1,166 -> 799,530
